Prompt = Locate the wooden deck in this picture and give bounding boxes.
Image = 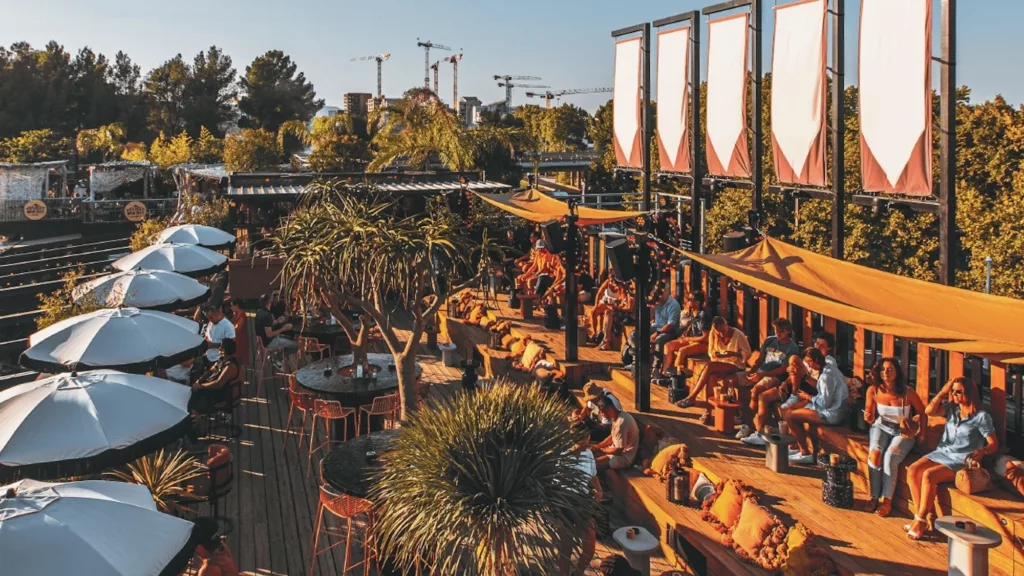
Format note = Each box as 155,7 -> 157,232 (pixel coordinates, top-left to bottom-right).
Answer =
187,312 -> 679,575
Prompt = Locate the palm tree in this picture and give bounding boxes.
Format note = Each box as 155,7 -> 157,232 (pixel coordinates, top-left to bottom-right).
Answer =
278,115 -> 369,171
272,183 -> 479,418
76,123 -> 127,162
369,381 -> 598,576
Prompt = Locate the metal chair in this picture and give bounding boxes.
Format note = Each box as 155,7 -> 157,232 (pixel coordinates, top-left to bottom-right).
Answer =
283,386 -> 315,452
357,392 -> 400,437
254,338 -> 284,397
181,445 -> 235,535
308,399 -> 355,476
202,378 -> 244,440
309,463 -> 375,576
298,336 -> 330,365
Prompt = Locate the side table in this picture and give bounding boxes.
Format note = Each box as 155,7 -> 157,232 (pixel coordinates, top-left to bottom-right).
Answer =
935,516 -> 1002,576
518,294 -> 539,320
707,398 -> 739,435
612,526 -> 660,576
761,433 -> 796,473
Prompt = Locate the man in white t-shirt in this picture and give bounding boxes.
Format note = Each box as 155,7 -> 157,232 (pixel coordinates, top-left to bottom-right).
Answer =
203,305 -> 235,364
591,397 -> 639,471
575,382 -> 623,442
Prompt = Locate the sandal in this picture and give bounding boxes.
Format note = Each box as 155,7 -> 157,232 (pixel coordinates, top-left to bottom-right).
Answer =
875,498 -> 892,517
905,516 -> 929,540
866,499 -> 879,514
676,398 -> 695,409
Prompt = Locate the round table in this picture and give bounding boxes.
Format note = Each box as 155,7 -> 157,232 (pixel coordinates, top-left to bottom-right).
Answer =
320,430 -> 400,498
296,354 -> 421,438
935,515 -> 1002,576
612,526 -> 660,576
286,319 -> 348,348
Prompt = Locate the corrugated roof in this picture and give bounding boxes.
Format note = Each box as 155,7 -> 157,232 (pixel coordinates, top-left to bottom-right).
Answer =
225,181 -> 511,196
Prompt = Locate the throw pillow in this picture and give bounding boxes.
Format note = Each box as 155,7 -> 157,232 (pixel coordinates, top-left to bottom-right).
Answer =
501,334 -> 518,349
468,305 -> 487,324
704,480 -> 747,532
645,444 -> 689,480
780,523 -> 835,576
729,499 -> 787,569
519,341 -> 544,370
509,337 -> 529,357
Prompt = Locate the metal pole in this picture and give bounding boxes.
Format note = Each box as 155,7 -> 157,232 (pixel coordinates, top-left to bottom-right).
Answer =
985,256 -> 992,294
564,214 -> 579,362
750,0 -> 763,230
424,48 -> 430,89
641,23 -> 653,216
939,0 -> 957,286
377,59 -> 383,99
634,232 -> 652,412
689,11 -> 704,290
831,0 -> 846,260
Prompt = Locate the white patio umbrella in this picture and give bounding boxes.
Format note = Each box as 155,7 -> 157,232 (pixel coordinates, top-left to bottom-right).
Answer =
0,479 -> 196,576
72,268 -> 211,312
21,308 -> 204,373
112,242 -> 227,278
0,370 -> 192,481
156,224 -> 236,249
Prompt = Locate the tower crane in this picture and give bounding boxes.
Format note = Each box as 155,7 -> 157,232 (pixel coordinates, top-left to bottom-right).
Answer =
444,53 -> 463,114
416,39 -> 450,88
524,87 -> 613,108
493,75 -> 547,111
350,53 -> 391,99
430,61 -> 440,96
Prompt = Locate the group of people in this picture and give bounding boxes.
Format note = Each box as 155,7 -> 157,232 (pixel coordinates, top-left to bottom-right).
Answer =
513,231 -> 567,307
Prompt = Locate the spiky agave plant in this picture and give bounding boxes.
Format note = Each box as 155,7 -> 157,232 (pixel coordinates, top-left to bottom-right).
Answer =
106,449 -> 204,514
369,380 -> 597,576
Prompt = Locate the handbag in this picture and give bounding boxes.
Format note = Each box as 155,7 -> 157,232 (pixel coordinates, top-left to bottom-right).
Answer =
955,459 -> 993,494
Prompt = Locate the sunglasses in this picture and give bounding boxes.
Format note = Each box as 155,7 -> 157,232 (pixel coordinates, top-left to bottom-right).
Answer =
951,388 -> 965,396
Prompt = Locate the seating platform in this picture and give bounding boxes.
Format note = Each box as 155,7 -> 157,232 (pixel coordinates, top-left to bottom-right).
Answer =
599,369 -> 1022,575
439,291 -> 620,386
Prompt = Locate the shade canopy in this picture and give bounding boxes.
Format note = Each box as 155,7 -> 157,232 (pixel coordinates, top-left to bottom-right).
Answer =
0,370 -> 191,481
112,242 -> 227,278
0,479 -> 195,576
473,189 -> 645,227
22,308 -> 204,373
156,224 -> 236,249
684,237 -> 1024,363
72,268 -> 210,312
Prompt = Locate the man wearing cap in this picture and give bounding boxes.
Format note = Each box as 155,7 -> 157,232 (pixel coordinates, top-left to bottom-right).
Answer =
574,382 -> 622,442
591,396 -> 640,471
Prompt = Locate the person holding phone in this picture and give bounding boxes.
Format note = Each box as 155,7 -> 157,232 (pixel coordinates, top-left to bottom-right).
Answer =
675,316 -> 750,409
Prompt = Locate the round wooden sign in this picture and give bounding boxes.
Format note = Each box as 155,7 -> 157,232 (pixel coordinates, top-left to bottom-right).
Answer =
23,200 -> 47,220
124,201 -> 147,222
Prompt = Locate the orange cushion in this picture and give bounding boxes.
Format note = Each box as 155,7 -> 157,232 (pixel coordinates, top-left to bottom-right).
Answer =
732,499 -> 778,557
509,338 -> 527,357
520,342 -> 544,369
468,305 -> 487,324
501,334 -> 517,348
781,523 -> 833,576
646,444 -> 686,479
709,480 -> 745,529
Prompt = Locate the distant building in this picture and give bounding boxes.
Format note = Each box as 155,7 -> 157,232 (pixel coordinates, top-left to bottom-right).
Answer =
343,93 -> 373,117
470,100 -> 512,127
366,97 -> 402,116
458,96 -> 482,128
315,105 -> 342,118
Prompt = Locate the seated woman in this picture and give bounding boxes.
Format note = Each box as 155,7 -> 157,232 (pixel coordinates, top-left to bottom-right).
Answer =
905,377 -> 997,540
588,271 -> 626,343
189,339 -> 241,416
863,357 -> 927,517
191,517 -> 240,576
782,347 -> 849,465
598,283 -> 634,352
660,290 -> 712,377
675,316 -> 750,409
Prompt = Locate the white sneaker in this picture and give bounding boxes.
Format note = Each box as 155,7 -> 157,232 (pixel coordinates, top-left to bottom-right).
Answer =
741,433 -> 767,446
788,445 -> 801,454
789,451 -> 815,465
735,425 -> 752,440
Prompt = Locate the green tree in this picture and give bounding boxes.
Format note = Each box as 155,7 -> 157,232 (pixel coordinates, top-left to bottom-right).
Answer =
237,50 -> 323,133
279,114 -> 370,172
370,381 -> 597,575
183,46 -> 236,138
110,51 -> 149,142
144,55 -> 190,137
192,126 -> 224,164
76,122 -> 126,162
0,129 -> 70,162
223,128 -> 279,172
148,131 -> 192,169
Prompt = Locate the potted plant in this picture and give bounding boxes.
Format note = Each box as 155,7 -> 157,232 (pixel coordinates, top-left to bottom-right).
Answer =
106,448 -> 204,515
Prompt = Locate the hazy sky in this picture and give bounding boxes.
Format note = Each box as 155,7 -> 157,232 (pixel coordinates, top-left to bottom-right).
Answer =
1,0 -> 1020,112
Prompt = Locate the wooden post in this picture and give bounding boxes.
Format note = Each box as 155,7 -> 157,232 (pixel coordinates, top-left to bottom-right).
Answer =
758,296 -> 769,343
882,334 -> 895,358
991,362 -> 1007,445
777,298 -> 789,320
801,309 -> 813,348
736,288 -> 745,332
916,344 -> 932,399
947,351 -> 964,379
718,276 -> 729,317
683,262 -> 692,295
853,326 -> 866,377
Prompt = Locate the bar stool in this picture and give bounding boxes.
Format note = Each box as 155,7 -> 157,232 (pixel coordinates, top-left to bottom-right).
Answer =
282,387 -> 315,452
298,336 -> 330,365
308,399 -> 355,476
357,393 -> 400,436
309,472 -> 376,576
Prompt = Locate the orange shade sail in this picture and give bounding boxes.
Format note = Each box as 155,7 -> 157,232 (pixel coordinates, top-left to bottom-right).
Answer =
685,237 -> 1024,364
473,189 -> 645,227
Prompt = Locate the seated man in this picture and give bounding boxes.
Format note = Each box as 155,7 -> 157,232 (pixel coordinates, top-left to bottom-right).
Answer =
203,304 -> 236,367
660,290 -> 712,377
675,316 -> 751,409
738,317 -> 801,442
255,293 -> 297,368
598,282 -> 634,352
649,289 -> 681,369
574,382 -> 623,442
189,339 -> 241,415
784,346 -> 850,465
591,396 -> 640,471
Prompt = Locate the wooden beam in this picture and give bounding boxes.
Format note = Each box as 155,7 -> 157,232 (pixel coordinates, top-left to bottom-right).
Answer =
802,309 -> 813,348
758,296 -> 769,343
824,316 -> 837,337
682,262 -> 691,295
916,344 -> 932,399
991,362 -> 1007,446
736,288 -> 745,332
948,352 -> 964,380
882,334 -> 895,358
853,326 -> 866,378
718,276 -> 729,317
777,298 -> 790,320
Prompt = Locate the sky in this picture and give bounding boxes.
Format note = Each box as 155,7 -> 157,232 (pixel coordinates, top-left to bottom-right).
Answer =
1,0 -> 1021,113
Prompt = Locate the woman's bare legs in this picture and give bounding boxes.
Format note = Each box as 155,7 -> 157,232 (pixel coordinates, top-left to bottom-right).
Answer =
784,407 -> 824,456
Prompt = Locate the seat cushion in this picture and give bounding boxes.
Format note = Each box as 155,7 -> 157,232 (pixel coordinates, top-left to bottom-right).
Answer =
730,498 -> 787,568
705,480 -> 747,531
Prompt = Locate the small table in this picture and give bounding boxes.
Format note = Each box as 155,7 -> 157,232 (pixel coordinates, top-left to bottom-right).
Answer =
707,398 -> 740,435
518,294 -> 539,319
612,526 -> 660,576
320,430 -> 399,498
761,432 -> 797,473
935,515 -> 1002,576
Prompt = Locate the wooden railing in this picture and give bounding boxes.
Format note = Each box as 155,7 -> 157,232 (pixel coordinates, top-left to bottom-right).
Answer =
0,198 -> 177,224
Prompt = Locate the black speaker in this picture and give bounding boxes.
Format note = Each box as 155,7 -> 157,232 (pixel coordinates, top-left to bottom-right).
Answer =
606,238 -> 635,282
723,231 -> 748,253
540,219 -> 564,254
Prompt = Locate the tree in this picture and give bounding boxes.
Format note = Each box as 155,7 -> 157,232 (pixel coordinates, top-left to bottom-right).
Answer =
36,268 -> 103,330
0,129 -> 70,162
223,128 -> 279,172
192,126 -> 224,164
148,131 -> 192,169
76,122 -> 126,162
110,51 -> 149,142
273,184 -> 480,419
370,382 -> 597,575
279,114 -> 370,172
237,50 -> 322,133
183,47 -> 236,137
144,55 -> 190,137
515,103 -> 589,152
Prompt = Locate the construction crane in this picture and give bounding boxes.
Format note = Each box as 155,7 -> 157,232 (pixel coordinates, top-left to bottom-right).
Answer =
416,39 -> 450,88
444,53 -> 463,114
493,75 -> 547,111
525,87 -> 613,108
350,53 -> 391,99
430,61 -> 440,96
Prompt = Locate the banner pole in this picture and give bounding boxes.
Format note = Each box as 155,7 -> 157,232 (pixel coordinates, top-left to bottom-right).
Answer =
831,0 -> 846,261
939,0 -> 957,286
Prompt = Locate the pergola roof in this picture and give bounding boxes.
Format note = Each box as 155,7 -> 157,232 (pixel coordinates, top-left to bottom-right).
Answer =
225,181 -> 511,197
